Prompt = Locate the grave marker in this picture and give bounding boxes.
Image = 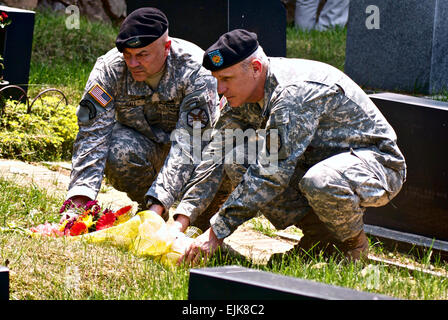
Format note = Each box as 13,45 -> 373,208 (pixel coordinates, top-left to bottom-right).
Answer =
345,0 -> 448,94
0,5 -> 35,97
126,0 -> 286,57
189,266 -> 395,300
364,93 -> 448,257
0,266 -> 9,300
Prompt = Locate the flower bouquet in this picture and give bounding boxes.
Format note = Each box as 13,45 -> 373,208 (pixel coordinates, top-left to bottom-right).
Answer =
29,200 -> 201,266
30,200 -> 132,237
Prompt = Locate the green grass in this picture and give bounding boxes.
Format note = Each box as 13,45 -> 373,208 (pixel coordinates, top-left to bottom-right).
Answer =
286,25 -> 347,71
1,176 -> 448,300
0,176 -> 252,300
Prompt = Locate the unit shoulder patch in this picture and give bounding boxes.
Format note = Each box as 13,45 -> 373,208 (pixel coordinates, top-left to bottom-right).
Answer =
187,108 -> 209,128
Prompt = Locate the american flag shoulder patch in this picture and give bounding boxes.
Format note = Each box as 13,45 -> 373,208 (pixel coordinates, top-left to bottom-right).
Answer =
88,83 -> 112,107
219,96 -> 227,110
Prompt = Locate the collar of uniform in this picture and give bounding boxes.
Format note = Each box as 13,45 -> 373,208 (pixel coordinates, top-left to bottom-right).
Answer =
125,49 -> 178,101
261,59 -> 279,117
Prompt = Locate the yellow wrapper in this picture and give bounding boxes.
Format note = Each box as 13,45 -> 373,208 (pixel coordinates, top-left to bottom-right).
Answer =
71,210 -> 188,267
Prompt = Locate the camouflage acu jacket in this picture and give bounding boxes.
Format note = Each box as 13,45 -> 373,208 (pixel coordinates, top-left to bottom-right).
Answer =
174,57 -> 406,238
67,38 -> 219,213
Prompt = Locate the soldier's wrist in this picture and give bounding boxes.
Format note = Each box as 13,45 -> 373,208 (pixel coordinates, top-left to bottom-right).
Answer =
146,197 -> 165,212
148,204 -> 165,216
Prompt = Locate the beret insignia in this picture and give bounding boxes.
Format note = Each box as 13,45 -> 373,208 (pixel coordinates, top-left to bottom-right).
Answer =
125,37 -> 142,48
208,49 -> 224,67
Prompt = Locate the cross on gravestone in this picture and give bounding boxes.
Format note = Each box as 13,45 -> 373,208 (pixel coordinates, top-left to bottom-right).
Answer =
189,266 -> 395,300
126,0 -> 287,57
344,0 -> 448,94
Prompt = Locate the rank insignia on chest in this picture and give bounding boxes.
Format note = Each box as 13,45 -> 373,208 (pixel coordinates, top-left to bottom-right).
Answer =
88,84 -> 113,107
187,108 -> 209,128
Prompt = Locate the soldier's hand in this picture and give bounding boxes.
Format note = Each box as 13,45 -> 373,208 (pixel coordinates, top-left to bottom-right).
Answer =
179,227 -> 223,266
59,196 -> 89,223
148,204 -> 164,216
59,208 -> 79,224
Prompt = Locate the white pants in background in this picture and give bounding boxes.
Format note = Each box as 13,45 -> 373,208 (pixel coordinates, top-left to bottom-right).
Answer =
295,0 -> 349,31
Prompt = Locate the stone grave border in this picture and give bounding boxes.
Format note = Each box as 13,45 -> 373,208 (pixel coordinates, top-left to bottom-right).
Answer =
188,265 -> 395,300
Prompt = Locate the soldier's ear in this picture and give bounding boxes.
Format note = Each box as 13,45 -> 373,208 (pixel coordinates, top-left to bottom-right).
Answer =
164,39 -> 172,56
251,59 -> 263,79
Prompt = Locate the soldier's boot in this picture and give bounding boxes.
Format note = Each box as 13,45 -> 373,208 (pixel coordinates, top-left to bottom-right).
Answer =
190,174 -> 233,232
295,210 -> 341,257
267,210 -> 340,266
340,230 -> 369,262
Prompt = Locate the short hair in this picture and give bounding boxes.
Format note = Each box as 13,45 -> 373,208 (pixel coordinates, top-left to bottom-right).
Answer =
240,46 -> 268,70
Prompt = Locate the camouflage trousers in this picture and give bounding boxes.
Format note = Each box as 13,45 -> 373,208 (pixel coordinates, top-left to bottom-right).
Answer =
298,149 -> 405,241
211,148 -> 405,242
104,122 -> 170,206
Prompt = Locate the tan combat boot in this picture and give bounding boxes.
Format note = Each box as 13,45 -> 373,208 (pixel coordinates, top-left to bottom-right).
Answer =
295,210 -> 341,257
341,230 -> 369,262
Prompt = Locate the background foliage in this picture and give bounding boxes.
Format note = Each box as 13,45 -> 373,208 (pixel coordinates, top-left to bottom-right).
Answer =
0,97 -> 77,161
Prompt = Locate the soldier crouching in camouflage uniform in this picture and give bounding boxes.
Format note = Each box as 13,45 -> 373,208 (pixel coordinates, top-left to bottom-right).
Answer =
177,29 -> 406,264
62,7 -> 220,232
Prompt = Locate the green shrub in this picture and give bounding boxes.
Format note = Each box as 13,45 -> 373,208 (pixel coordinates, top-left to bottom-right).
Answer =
0,96 -> 77,161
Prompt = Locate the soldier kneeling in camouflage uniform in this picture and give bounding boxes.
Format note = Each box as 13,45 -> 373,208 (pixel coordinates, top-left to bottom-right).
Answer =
62,8 -> 220,232
178,29 -> 407,264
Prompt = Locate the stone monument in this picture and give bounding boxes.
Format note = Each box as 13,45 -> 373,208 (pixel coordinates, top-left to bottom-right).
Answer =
0,5 -> 35,96
126,0 -> 287,57
345,0 -> 448,94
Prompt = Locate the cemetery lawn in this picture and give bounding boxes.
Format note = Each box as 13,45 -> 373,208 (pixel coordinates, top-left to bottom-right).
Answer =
1,176 -> 448,300
286,25 -> 347,71
2,9 -> 445,300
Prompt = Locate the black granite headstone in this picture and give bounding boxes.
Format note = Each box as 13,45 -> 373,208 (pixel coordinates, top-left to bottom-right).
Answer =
189,266 -> 395,300
0,266 -> 9,300
365,93 -> 448,242
126,0 -> 286,57
0,6 -> 35,96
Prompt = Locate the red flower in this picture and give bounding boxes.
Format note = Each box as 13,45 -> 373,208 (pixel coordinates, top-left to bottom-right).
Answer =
96,211 -> 116,231
1,12 -> 7,19
114,205 -> 132,217
70,221 -> 88,236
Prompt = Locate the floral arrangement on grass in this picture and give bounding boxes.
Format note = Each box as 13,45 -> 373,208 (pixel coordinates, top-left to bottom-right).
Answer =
0,11 -> 11,28
30,200 -> 132,237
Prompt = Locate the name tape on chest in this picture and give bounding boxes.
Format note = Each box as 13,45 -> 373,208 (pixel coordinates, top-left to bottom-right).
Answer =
89,84 -> 113,107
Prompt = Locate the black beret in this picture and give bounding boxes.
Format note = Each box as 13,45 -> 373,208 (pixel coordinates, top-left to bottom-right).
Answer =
116,7 -> 168,52
203,29 -> 259,71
